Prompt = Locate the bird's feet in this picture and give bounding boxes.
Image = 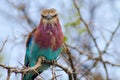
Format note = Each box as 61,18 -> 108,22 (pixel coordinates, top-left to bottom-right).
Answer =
40,56 -> 46,61
37,56 -> 46,64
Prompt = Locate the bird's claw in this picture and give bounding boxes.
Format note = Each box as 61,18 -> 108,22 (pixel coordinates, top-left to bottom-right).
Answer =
40,56 -> 46,61
41,56 -> 46,63
38,56 -> 46,63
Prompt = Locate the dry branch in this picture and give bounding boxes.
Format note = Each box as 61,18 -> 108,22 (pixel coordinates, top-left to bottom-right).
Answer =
0,56 -> 73,80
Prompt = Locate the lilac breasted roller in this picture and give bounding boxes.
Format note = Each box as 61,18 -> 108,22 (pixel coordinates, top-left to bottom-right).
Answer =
23,8 -> 64,80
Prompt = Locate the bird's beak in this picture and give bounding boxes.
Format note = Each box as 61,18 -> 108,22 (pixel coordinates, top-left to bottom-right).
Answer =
46,15 -> 52,20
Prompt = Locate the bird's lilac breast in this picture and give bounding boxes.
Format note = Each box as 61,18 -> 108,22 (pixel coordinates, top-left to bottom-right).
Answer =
34,22 -> 63,51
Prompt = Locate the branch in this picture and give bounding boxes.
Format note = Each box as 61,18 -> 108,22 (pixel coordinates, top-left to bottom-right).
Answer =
2,57 -> 43,73
0,56 -> 73,80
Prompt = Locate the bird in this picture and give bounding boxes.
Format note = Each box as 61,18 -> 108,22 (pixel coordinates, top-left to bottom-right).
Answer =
22,8 -> 64,80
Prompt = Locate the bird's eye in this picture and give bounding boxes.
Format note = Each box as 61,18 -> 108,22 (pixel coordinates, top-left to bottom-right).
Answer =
41,15 -> 47,18
51,14 -> 57,18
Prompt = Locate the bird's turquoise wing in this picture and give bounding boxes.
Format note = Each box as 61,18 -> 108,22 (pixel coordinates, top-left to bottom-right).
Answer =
24,28 -> 37,67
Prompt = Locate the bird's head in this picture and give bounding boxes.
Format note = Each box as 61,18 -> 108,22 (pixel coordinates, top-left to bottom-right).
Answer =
40,8 -> 59,25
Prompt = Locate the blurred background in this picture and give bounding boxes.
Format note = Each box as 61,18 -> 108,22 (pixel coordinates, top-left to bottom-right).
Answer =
0,0 -> 120,80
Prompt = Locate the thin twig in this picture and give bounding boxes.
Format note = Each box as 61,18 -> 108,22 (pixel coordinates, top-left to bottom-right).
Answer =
104,61 -> 120,67
103,21 -> 120,53
64,43 -> 77,80
51,66 -> 57,80
0,39 -> 7,53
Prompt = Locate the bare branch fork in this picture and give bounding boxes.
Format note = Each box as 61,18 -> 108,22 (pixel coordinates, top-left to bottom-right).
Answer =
103,21 -> 120,53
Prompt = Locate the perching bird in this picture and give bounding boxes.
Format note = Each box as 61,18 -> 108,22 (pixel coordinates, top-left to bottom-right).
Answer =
23,8 -> 64,80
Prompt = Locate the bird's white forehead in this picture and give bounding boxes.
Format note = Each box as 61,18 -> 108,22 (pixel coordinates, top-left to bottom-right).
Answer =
41,8 -> 58,16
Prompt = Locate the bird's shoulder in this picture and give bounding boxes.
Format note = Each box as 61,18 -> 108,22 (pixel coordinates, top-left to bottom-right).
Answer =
26,28 -> 37,47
